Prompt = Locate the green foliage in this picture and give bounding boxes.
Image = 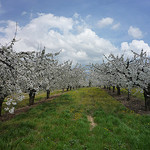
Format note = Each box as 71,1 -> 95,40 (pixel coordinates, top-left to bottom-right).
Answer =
0,87 -> 150,150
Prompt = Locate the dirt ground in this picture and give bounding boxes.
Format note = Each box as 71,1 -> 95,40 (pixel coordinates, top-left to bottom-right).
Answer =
105,89 -> 150,115
87,115 -> 97,130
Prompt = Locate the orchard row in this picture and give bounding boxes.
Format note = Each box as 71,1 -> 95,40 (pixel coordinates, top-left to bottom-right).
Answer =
90,50 -> 150,111
0,39 -> 87,116
1,37 -> 150,116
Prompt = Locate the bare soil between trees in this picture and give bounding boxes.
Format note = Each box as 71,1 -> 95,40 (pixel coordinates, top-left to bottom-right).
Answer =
0,93 -> 63,122
105,89 -> 150,115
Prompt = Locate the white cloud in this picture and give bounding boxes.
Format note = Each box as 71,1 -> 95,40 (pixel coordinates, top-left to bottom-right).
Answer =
0,13 -> 118,64
30,12 -> 33,20
21,11 -> 27,16
97,17 -> 114,28
121,40 -> 150,57
111,23 -> 120,30
0,20 -> 19,38
85,14 -> 91,20
73,13 -> 79,18
128,26 -> 143,39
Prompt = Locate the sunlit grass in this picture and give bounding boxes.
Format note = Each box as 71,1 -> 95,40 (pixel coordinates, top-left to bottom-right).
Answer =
2,89 -> 65,115
121,88 -> 144,100
109,86 -> 144,100
0,87 -> 150,150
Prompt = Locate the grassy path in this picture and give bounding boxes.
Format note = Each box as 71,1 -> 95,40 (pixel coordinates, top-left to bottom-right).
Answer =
1,93 -> 63,121
0,87 -> 150,150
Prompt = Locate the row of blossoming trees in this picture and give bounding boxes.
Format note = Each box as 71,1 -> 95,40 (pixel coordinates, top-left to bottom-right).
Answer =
0,39 -> 87,116
90,50 -> 150,111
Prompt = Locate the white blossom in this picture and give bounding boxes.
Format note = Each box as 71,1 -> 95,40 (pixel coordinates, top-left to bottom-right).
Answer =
4,107 -> 9,111
9,107 -> 15,114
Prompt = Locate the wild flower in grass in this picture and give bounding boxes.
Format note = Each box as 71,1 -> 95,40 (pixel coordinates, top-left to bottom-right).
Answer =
74,112 -> 82,120
104,128 -> 109,132
121,109 -> 134,114
70,108 -> 74,113
121,110 -> 126,113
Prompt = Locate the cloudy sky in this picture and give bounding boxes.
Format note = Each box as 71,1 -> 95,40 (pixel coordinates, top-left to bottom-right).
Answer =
0,0 -> 150,64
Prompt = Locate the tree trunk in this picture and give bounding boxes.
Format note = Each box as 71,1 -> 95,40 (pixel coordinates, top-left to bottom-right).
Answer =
32,91 -> 36,105
29,89 -> 36,106
108,86 -> 111,91
0,97 -> 4,117
127,89 -> 131,101
104,86 -> 106,89
70,86 -> 72,91
113,86 -> 115,93
117,85 -> 121,95
46,90 -> 50,99
89,81 -> 91,87
62,88 -> 64,92
143,85 -> 150,111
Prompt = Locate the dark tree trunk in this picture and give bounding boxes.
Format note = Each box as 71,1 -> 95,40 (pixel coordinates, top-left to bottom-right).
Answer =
104,86 -> 106,89
89,81 -> 91,87
70,86 -> 72,91
117,85 -> 121,95
108,86 -> 111,91
143,85 -> 150,111
0,86 -> 7,116
29,89 -> 36,106
113,86 -> 115,93
0,98 -> 4,117
62,88 -> 64,92
46,90 -> 50,99
127,89 -> 131,101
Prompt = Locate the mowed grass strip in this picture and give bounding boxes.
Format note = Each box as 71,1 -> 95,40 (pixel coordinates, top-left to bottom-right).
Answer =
2,90 -> 65,115
0,87 -> 150,150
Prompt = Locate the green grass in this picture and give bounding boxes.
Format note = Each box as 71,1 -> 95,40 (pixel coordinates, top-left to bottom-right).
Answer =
121,88 -> 144,100
2,89 -> 65,115
109,86 -> 144,100
0,87 -> 150,150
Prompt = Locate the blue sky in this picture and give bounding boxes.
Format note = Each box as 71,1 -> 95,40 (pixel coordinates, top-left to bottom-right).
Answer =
0,0 -> 150,64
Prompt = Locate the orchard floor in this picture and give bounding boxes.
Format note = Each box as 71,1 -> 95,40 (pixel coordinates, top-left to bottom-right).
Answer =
0,93 -> 63,122
0,87 -> 150,150
105,89 -> 150,115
